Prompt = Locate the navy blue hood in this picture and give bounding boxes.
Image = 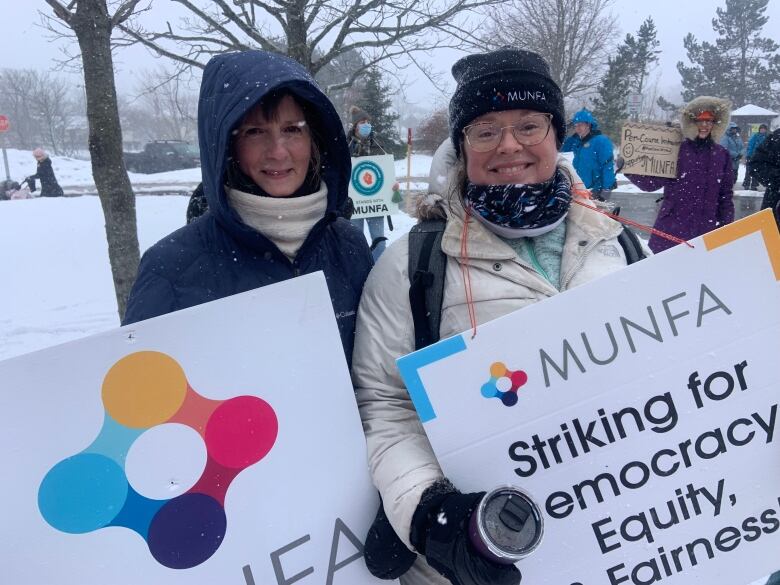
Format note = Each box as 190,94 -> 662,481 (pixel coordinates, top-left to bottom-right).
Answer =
198,50 -> 351,248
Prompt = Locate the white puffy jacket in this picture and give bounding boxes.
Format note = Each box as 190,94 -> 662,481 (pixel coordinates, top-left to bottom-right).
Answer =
352,159 -> 646,584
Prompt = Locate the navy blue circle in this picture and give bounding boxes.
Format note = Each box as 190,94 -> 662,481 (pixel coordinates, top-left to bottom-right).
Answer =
147,493 -> 226,569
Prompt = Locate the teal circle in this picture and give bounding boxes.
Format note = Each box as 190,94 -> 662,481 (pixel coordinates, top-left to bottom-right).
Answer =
351,160 -> 384,196
38,453 -> 129,534
481,381 -> 498,398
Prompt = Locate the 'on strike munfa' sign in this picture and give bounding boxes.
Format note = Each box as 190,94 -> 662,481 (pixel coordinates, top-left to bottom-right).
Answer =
397,210 -> 780,585
0,272 -> 394,585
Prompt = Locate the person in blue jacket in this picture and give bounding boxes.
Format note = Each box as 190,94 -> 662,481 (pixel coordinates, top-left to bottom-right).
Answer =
743,123 -> 768,190
719,122 -> 744,186
123,50 -> 373,365
561,108 -> 617,200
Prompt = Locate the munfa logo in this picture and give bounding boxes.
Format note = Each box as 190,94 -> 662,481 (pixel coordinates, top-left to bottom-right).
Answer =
481,362 -> 529,407
37,351 -> 278,569
351,159 -> 384,196
493,90 -> 548,104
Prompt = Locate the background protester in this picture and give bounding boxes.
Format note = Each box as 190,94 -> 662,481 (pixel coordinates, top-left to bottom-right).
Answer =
743,123 -> 769,190
26,148 -> 64,198
624,96 -> 734,253
348,105 -> 389,260
561,108 -> 617,200
353,48 -> 647,585
719,121 -> 744,186
123,50 -> 373,366
751,126 -> 780,224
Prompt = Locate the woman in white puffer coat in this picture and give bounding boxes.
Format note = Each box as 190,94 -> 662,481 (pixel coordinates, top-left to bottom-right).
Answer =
352,48 -> 649,585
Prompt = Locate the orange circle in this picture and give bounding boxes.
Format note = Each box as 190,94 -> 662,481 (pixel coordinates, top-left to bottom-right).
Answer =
102,352 -> 188,428
490,362 -> 507,378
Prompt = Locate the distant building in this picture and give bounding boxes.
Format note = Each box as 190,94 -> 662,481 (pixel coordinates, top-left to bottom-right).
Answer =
730,104 -> 778,136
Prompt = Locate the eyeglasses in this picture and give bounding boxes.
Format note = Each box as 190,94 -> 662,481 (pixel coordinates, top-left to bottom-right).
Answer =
463,113 -> 553,152
232,120 -> 309,146
695,119 -> 715,126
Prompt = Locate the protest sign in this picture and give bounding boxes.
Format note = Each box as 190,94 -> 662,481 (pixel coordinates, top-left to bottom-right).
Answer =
349,154 -> 401,218
397,210 -> 780,585
0,272 -> 391,585
620,123 -> 683,178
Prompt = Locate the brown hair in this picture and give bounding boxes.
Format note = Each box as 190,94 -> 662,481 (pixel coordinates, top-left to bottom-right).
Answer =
235,90 -> 323,186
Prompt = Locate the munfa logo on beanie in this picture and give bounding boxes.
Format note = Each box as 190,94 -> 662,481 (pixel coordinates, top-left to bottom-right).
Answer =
493,90 -> 549,105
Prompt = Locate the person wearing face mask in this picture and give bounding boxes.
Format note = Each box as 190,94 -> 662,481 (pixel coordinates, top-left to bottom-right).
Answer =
348,106 -> 392,260
623,97 -> 734,253
352,48 -> 647,585
123,50 -> 373,367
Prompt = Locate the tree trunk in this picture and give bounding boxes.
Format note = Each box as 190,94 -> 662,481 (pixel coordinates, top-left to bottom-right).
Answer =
72,0 -> 140,320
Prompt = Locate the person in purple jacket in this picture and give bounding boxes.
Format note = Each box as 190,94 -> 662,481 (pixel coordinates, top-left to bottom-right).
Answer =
624,96 -> 734,253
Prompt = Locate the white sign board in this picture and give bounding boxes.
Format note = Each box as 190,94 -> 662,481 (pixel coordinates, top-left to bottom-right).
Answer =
397,211 -> 780,585
627,93 -> 643,116
349,154 -> 400,219
0,272 -> 392,585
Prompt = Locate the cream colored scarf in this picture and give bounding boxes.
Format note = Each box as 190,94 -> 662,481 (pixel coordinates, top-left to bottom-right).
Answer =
227,183 -> 328,261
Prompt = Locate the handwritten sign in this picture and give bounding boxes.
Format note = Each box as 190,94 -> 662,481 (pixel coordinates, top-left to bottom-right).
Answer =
620,123 -> 683,178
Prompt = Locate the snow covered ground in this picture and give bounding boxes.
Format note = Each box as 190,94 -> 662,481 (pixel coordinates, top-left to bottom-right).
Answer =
0,149 -> 426,360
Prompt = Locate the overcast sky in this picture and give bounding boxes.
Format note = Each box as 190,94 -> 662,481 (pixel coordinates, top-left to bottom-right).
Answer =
3,0 -> 780,108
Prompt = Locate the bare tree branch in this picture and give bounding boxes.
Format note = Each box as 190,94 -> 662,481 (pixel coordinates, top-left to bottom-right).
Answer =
481,0 -> 618,97
117,0 -> 502,79
112,0 -> 148,27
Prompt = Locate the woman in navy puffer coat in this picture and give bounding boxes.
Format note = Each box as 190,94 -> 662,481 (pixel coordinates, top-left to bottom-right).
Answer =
123,50 -> 373,365
624,96 -> 734,253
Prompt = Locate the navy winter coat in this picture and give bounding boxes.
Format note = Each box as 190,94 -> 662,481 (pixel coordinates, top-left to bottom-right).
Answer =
28,158 -> 63,197
123,50 -> 373,364
752,128 -> 780,214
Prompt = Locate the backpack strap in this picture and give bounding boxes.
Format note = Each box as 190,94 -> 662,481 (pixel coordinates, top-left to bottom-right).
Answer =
617,227 -> 646,265
408,219 -> 447,351
407,221 -> 644,351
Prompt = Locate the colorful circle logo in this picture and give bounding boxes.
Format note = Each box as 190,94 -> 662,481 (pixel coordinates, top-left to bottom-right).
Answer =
480,362 -> 528,407
38,351 -> 278,569
351,160 -> 384,196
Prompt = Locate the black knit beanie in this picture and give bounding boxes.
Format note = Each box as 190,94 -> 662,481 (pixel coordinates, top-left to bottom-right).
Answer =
449,48 -> 566,158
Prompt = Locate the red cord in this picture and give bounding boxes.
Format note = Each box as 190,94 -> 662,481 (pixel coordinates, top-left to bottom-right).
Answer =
571,185 -> 694,248
460,209 -> 478,339
456,184 -> 690,341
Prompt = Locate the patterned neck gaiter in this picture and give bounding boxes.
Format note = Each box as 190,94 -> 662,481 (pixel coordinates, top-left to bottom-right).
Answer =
464,169 -> 572,235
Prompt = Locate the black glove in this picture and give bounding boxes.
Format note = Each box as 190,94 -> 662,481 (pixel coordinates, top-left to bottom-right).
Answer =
364,498 -> 417,579
410,480 -> 521,585
615,156 -> 625,174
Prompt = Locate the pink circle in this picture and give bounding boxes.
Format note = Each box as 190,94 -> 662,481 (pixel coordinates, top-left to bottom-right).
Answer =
205,396 -> 278,469
510,370 -> 528,390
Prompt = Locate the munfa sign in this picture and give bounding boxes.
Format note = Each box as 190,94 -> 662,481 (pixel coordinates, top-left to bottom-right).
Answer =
620,123 -> 683,178
0,272 -> 394,585
349,154 -> 401,218
397,210 -> 780,585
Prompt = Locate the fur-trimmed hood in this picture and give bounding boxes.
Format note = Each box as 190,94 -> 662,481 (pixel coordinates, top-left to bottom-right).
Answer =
680,96 -> 731,142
